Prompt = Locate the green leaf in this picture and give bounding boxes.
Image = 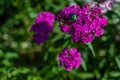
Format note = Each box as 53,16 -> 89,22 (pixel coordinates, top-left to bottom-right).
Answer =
115,56 -> 120,69
18,67 -> 31,74
0,67 -> 6,73
76,72 -> 94,79
4,52 -> 19,59
109,71 -> 120,77
101,72 -> 108,80
98,58 -> 106,69
0,49 -> 4,57
51,34 -> 64,43
2,59 -> 12,66
43,52 -> 48,61
27,75 -> 40,80
109,44 -> 115,57
86,43 -> 96,57
81,58 -> 87,71
94,69 -> 101,79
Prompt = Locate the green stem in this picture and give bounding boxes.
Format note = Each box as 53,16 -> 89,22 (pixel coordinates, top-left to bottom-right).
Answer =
86,42 -> 96,57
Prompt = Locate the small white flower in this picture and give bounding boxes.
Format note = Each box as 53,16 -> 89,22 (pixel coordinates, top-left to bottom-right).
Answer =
99,0 -> 114,13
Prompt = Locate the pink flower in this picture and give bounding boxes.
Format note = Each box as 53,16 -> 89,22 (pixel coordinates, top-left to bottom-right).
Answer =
30,12 -> 55,44
56,4 -> 107,44
115,0 -> 120,2
58,48 -> 82,71
99,0 -> 114,13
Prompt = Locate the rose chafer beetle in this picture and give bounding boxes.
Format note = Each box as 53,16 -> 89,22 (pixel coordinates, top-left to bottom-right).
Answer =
70,13 -> 77,22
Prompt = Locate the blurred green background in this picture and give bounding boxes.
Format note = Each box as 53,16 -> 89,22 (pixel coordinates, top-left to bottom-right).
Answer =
0,0 -> 120,80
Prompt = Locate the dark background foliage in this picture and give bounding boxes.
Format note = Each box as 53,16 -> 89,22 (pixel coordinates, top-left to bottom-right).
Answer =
0,0 -> 120,80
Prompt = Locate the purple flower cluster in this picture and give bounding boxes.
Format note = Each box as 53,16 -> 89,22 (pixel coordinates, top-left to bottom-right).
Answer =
30,12 -> 55,44
58,48 -> 82,71
57,4 -> 107,44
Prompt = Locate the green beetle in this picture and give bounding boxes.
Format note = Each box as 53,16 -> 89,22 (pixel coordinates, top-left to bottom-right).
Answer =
70,13 -> 77,22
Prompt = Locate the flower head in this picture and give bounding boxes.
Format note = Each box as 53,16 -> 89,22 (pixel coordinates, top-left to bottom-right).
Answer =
57,4 -> 107,44
115,0 -> 120,2
99,0 -> 114,13
30,12 -> 55,44
58,48 -> 82,71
